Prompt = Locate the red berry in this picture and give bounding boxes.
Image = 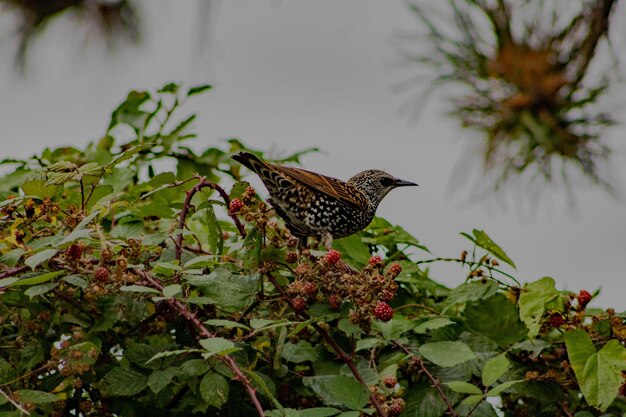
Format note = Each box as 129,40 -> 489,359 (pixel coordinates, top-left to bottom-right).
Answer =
327,295 -> 341,310
94,267 -> 109,283
369,255 -> 383,266
324,249 -> 341,265
373,301 -> 394,322
379,289 -> 396,302
94,267 -> 110,283
387,263 -> 402,278
292,297 -> 307,312
229,198 -> 244,214
383,376 -> 397,388
578,290 -> 592,307
245,186 -> 256,196
303,281 -> 317,296
66,244 -> 83,260
388,398 -> 405,417
548,312 -> 564,328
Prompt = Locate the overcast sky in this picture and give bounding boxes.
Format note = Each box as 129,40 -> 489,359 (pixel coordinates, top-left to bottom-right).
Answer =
1,0 -> 625,309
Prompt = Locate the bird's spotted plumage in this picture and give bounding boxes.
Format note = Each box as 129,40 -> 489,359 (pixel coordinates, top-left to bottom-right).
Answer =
231,152 -> 417,248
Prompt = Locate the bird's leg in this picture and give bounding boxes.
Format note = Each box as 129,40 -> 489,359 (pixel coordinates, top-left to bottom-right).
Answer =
321,232 -> 333,250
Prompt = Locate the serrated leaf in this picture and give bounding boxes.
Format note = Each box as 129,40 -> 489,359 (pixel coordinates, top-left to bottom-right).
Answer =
162,284 -> 182,298
302,375 -> 369,410
199,337 -> 238,358
185,269 -> 259,313
281,341 -> 319,363
419,341 -> 477,367
25,249 -> 57,269
63,275 -> 88,288
100,367 -> 148,396
444,381 -> 482,395
485,380 -> 522,397
519,277 -> 562,338
9,270 -> 64,287
15,390 -> 58,404
466,294 -> 526,347
121,285 -> 161,294
250,318 -> 276,329
414,318 -> 455,334
200,373 -> 229,408
482,354 -> 510,387
148,367 -> 178,394
180,359 -> 210,378
21,180 -> 60,199
0,248 -> 24,267
24,282 -> 58,298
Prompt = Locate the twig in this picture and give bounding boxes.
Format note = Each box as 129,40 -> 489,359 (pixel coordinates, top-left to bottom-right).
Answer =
393,342 -> 458,417
0,388 -> 30,415
175,176 -> 246,261
0,266 -> 29,281
265,272 -> 387,417
416,257 -> 520,287
138,270 -> 265,417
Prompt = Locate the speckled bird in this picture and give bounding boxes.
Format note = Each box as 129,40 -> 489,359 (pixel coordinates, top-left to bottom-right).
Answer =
232,152 -> 418,249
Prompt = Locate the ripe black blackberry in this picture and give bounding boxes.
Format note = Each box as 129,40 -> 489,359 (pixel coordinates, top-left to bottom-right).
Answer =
232,152 -> 417,249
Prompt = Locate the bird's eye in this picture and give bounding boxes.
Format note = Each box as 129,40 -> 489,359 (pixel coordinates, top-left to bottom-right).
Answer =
380,177 -> 394,187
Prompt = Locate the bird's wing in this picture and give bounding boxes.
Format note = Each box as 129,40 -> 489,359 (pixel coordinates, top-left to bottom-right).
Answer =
276,165 -> 366,209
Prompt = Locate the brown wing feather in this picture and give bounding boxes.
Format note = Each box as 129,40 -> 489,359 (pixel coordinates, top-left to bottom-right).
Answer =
276,165 -> 366,208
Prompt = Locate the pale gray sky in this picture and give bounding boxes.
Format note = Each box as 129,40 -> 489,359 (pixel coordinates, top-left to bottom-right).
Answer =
1,0 -> 625,309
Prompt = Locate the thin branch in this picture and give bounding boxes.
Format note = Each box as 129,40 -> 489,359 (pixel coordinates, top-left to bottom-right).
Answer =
0,388 -> 30,415
138,270 -> 265,417
265,272 -> 387,417
175,176 -> 246,261
393,342 -> 458,417
415,257 -> 520,287
0,266 -> 29,281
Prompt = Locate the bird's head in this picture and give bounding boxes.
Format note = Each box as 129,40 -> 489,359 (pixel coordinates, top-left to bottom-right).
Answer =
348,170 -> 417,207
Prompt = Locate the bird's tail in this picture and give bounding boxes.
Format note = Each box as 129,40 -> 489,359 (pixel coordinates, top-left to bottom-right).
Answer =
231,152 -> 268,174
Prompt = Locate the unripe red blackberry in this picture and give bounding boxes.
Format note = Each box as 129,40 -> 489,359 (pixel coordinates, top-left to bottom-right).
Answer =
94,267 -> 110,283
548,312 -> 564,328
373,301 -> 394,322
383,376 -> 397,388
369,255 -> 383,266
292,297 -> 307,312
245,186 -> 256,196
379,289 -> 396,302
387,263 -> 402,278
66,243 -> 83,260
302,281 -> 317,297
578,290 -> 592,307
327,295 -> 341,310
286,251 -> 298,264
229,198 -> 244,214
324,249 -> 341,265
388,398 -> 405,417
295,263 -> 309,275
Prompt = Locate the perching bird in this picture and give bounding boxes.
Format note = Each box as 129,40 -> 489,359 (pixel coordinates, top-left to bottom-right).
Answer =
232,152 -> 417,249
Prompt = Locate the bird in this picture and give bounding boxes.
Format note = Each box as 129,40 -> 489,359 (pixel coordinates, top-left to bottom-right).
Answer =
231,152 -> 418,249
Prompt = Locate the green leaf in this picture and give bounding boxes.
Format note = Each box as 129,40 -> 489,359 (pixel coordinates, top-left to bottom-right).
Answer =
162,284 -> 182,298
199,337 -> 238,358
444,381 -> 482,395
180,359 -> 210,378
200,373 -> 229,408
465,294 -> 526,347
15,390 -> 58,404
21,180 -> 60,199
414,318 -> 455,334
302,375 -> 369,410
300,408 -> 341,417
565,330 -> 626,410
24,282 -> 58,298
419,341 -> 477,367
187,84 -> 212,97
120,285 -> 161,294
333,234 -> 371,267
185,269 -> 259,313
0,248 -> 24,267
444,280 -> 499,307
462,229 -> 515,268
148,367 -> 178,394
485,380 -> 522,397
147,172 -> 176,187
250,318 -> 275,329
281,341 -> 319,363
204,319 -> 251,330
518,277 -> 563,338
482,354 -> 510,387
85,185 -> 114,209
100,367 -> 148,396
25,249 -> 57,269
8,270 -> 64,287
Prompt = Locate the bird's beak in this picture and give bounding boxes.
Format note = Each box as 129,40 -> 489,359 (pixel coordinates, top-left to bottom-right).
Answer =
393,179 -> 418,187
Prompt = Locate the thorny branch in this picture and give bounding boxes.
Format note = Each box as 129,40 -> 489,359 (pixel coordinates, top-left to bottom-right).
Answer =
138,270 -> 265,417
175,176 -> 246,261
393,342 -> 459,417
265,272 -> 388,417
